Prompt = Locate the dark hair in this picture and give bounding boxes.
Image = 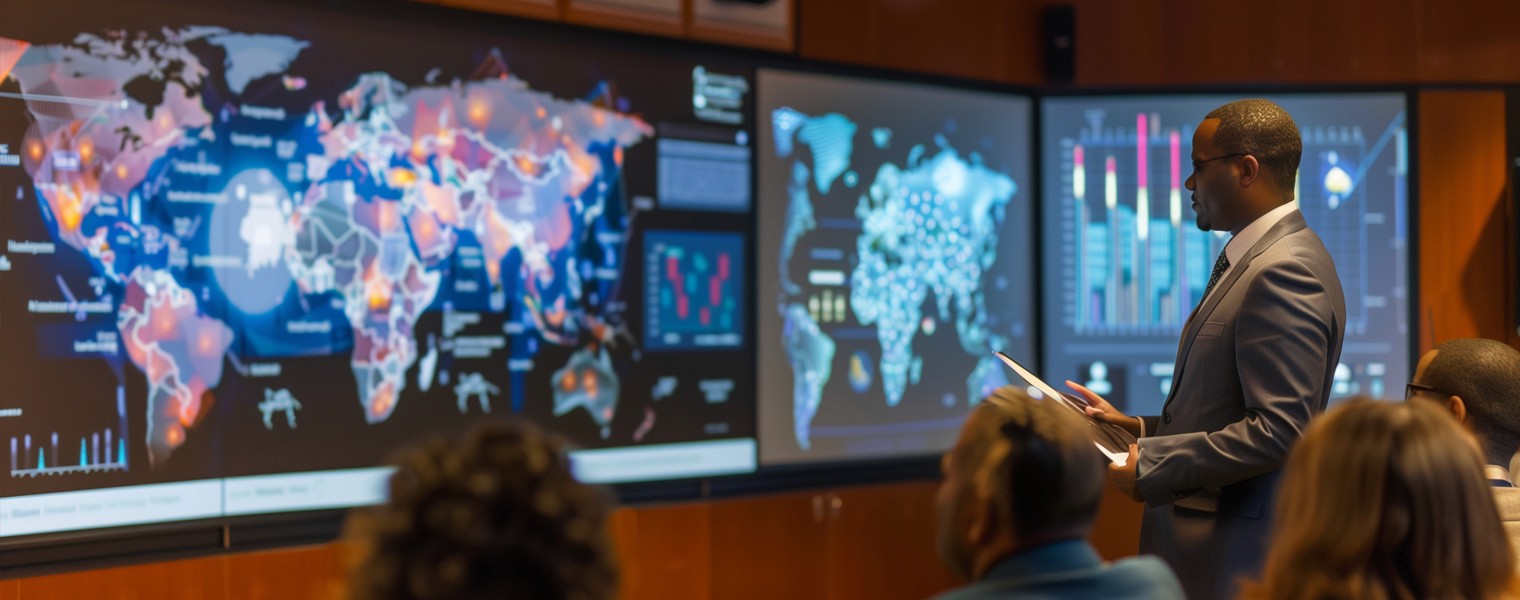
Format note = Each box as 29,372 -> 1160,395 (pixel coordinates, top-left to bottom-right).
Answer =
1240,399 -> 1516,600
966,386 -> 1105,539
346,420 -> 617,600
1206,99 -> 1302,195
1422,338 -> 1520,465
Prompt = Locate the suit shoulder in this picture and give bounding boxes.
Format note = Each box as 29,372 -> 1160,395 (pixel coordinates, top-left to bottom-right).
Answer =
1261,226 -> 1334,264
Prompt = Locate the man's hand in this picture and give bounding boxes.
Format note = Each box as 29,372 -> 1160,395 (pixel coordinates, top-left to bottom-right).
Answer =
1111,444 -> 1142,502
1067,380 -> 1142,437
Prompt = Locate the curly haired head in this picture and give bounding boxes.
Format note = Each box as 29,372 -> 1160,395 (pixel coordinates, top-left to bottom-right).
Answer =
346,419 -> 617,600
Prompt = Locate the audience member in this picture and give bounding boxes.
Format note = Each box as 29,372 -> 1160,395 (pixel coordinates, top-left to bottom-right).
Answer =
346,419 -> 617,600
932,386 -> 1184,600
1408,338 -> 1520,556
1239,399 -> 1517,600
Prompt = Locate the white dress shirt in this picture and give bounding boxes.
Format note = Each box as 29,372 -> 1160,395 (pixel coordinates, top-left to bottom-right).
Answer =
1200,201 -> 1300,305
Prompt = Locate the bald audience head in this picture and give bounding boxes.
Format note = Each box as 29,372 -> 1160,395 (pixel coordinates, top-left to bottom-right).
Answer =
1411,338 -> 1520,466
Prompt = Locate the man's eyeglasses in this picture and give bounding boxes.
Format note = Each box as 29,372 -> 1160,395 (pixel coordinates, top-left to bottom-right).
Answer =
1405,382 -> 1456,401
1191,152 -> 1250,175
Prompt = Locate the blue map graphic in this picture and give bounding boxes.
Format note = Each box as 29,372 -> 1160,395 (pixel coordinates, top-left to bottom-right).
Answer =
771,107 -> 1017,450
3,27 -> 651,465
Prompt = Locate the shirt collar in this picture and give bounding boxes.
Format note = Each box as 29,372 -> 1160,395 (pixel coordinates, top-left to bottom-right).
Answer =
1223,201 -> 1299,267
1486,465 -> 1512,485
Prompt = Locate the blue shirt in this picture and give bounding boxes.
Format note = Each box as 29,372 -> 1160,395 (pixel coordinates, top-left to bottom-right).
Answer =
931,539 -> 1186,600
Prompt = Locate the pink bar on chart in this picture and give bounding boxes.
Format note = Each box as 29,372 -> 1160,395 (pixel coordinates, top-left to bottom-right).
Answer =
1170,130 -> 1180,189
1136,113 -> 1148,188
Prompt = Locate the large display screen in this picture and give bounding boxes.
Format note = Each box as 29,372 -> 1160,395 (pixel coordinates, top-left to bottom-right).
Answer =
756,69 -> 1035,465
0,0 -> 757,537
1041,93 -> 1410,416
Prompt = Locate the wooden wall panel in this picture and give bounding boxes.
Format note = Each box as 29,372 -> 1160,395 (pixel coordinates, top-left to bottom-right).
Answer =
1071,0 -> 1422,85
1067,0 -> 1168,86
708,490 -> 829,599
1416,90 -> 1512,348
826,481 -> 960,600
13,555 -> 227,600
1089,483 -> 1144,560
430,0 -> 563,21
1416,0 -> 1520,82
610,503 -> 711,600
689,0 -> 793,52
794,0 -> 1518,86
797,0 -> 1045,84
565,0 -> 685,38
226,544 -> 346,600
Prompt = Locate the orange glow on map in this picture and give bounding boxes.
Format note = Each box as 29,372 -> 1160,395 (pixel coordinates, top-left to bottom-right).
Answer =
56,192 -> 83,232
27,139 -> 43,161
196,330 -> 219,356
164,424 -> 184,448
581,370 -> 599,398
178,390 -> 199,427
568,149 -> 596,182
366,268 -> 393,312
152,307 -> 178,337
115,163 -> 130,180
78,137 -> 94,164
515,155 -> 539,178
370,385 -> 396,420
467,98 -> 491,127
387,167 -> 418,188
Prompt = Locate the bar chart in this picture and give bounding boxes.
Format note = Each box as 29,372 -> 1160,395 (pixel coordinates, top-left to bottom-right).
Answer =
9,386 -> 129,477
1042,94 -> 1410,415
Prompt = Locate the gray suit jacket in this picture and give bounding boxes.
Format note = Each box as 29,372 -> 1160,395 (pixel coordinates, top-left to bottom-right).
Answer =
1134,210 -> 1346,600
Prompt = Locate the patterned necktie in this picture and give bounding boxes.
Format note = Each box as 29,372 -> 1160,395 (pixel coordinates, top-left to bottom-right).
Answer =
1202,252 -> 1230,300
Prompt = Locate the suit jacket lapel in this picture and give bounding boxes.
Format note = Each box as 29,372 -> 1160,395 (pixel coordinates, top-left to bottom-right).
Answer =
1161,211 -> 1310,412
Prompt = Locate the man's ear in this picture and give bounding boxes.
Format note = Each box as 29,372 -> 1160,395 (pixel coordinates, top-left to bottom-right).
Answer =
1449,395 -> 1468,423
967,484 -> 1001,546
1237,155 -> 1261,188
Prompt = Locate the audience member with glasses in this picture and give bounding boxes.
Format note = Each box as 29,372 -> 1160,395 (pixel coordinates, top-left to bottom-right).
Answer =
1405,338 -> 1520,564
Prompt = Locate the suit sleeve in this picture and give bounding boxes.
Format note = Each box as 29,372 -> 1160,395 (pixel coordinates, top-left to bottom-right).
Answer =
1134,254 -> 1334,506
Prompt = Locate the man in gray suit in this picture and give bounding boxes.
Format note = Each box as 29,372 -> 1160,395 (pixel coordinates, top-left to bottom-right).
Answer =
1408,338 -> 1520,566
932,386 -> 1184,600
1072,98 -> 1347,600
